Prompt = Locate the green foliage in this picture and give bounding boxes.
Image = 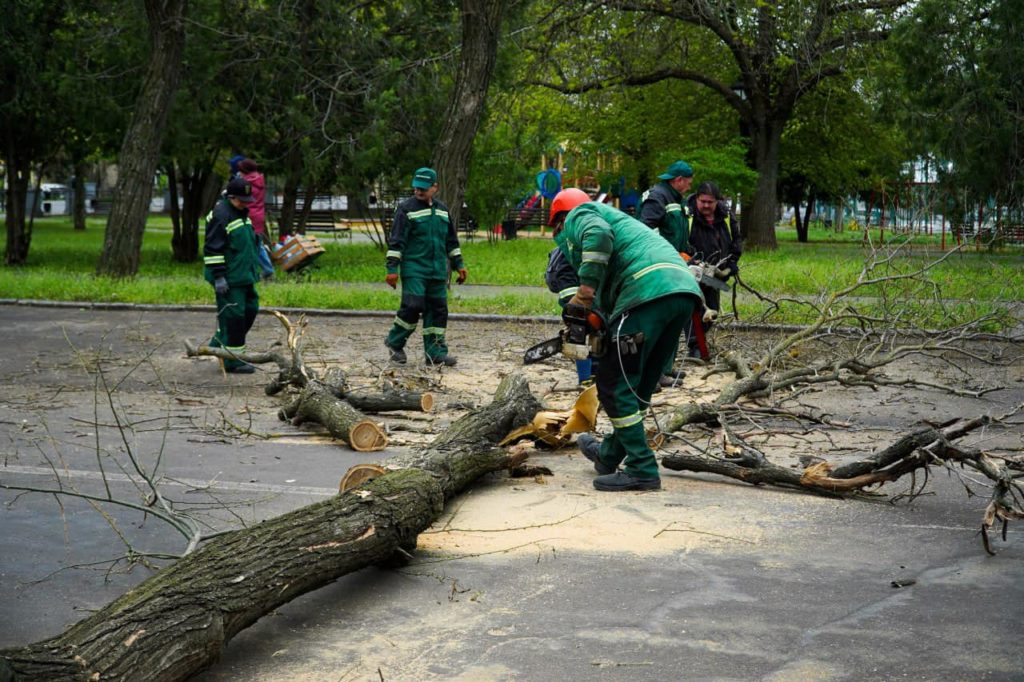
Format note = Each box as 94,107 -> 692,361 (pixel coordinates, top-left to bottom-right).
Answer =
891,0 -> 1023,208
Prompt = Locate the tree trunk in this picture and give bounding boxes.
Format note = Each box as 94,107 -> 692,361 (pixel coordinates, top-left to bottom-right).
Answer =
433,0 -> 504,229
343,389 -> 434,413
172,163 -> 216,263
3,151 -> 31,265
793,202 -> 808,242
280,380 -> 388,452
72,162 -> 87,231
741,117 -> 783,250
0,375 -> 540,682
96,0 -> 187,277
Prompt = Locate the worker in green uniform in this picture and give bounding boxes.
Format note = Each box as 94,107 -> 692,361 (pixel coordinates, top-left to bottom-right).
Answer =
638,159 -> 695,387
384,167 -> 467,367
548,188 -> 703,491
203,176 -> 261,374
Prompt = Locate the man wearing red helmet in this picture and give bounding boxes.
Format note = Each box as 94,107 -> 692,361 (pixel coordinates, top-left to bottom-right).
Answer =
548,188 -> 703,491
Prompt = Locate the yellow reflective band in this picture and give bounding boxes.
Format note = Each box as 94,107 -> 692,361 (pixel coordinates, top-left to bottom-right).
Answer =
204,256 -> 225,264
582,251 -> 610,264
435,210 -> 449,221
448,248 -> 461,257
393,316 -> 417,331
632,262 -> 688,280
422,327 -> 446,336
386,250 -> 402,260
609,412 -> 644,428
558,286 -> 579,299
406,208 -> 433,220
224,345 -> 245,352
225,219 -> 248,233
666,204 -> 681,213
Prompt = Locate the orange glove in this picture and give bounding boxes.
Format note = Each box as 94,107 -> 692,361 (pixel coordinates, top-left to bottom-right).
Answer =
456,268 -> 468,284
385,273 -> 399,289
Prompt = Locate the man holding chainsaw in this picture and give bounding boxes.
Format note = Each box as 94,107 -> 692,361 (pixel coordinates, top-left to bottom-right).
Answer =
639,159 -> 695,386
685,181 -> 741,358
547,188 -> 703,492
384,167 -> 467,367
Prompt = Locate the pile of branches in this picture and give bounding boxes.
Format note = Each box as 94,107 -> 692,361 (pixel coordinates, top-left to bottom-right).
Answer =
185,312 -> 433,451
657,242 -> 1023,553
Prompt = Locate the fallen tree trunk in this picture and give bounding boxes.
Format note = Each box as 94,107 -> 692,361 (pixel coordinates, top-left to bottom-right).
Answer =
0,375 -> 541,682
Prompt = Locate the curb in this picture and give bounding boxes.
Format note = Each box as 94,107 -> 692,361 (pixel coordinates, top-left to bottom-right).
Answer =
1,298 -> 1019,342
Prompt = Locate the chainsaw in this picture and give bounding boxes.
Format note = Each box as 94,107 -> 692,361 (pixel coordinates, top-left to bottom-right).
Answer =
524,303 -> 607,364
682,254 -> 730,292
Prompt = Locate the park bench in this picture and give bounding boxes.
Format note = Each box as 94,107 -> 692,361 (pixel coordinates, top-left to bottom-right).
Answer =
267,207 -> 351,240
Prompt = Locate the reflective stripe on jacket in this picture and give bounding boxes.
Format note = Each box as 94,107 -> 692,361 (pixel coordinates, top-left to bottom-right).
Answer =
555,202 -> 702,320
386,196 -> 465,279
638,181 -> 688,251
203,199 -> 260,286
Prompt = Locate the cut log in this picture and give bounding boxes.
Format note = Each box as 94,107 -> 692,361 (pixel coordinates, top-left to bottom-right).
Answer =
343,389 -> 434,413
279,380 -> 387,452
0,374 -> 541,682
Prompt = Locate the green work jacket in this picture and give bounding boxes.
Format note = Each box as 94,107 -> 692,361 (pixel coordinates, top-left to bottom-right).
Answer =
555,202 -> 702,320
203,199 -> 260,286
638,181 -> 688,251
385,196 -> 465,280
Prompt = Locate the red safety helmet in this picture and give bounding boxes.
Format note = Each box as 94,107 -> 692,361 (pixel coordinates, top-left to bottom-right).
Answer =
548,188 -> 591,226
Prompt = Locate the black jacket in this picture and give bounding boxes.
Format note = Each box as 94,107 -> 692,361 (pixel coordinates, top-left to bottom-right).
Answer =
686,196 -> 741,277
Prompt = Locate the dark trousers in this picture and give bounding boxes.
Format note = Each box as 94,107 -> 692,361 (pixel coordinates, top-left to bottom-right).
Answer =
211,284 -> 259,369
594,294 -> 695,479
385,277 -> 450,360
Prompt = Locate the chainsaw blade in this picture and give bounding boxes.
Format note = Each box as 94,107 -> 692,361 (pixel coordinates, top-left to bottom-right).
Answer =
523,336 -> 563,364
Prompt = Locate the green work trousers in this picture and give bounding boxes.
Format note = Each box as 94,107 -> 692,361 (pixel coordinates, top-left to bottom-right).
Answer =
210,284 -> 259,370
594,294 -> 695,479
385,277 -> 450,360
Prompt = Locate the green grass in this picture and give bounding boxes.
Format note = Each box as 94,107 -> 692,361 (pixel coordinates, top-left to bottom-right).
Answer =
2,217 -> 1021,328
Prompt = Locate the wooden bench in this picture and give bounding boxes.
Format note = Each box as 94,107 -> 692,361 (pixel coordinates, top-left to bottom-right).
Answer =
300,209 -> 351,238
267,207 -> 351,239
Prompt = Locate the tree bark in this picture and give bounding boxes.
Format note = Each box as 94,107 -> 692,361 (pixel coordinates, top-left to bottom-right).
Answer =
0,375 -> 540,682
72,162 -> 87,231
433,0 -> 504,229
343,389 -> 434,413
280,380 -> 388,452
742,116 -> 784,250
96,0 -> 187,277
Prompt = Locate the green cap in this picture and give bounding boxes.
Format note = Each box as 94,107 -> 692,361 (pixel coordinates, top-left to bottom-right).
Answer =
411,167 -> 437,189
658,160 -> 694,180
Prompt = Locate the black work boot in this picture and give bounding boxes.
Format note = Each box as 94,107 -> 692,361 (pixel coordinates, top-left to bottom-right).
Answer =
659,371 -> 684,388
386,343 -> 407,364
426,354 -> 457,367
593,471 -> 661,492
226,364 -> 256,374
577,433 -> 616,475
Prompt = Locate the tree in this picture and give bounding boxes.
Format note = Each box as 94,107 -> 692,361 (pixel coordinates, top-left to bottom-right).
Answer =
96,0 -> 188,277
890,0 -> 1023,218
528,0 -> 911,249
0,0 -> 68,264
433,0 -> 506,231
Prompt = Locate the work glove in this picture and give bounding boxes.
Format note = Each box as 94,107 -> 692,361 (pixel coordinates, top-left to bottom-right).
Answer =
385,273 -> 399,289
456,268 -> 468,285
714,267 -> 732,280
567,285 -> 595,311
214,277 -> 229,296
703,308 -> 719,323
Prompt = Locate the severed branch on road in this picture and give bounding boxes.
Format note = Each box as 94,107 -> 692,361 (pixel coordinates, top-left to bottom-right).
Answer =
0,374 -> 541,682
185,311 -> 434,451
657,244 -> 1023,552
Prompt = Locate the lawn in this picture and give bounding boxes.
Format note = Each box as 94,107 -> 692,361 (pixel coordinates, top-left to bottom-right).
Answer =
1,217 -> 1021,327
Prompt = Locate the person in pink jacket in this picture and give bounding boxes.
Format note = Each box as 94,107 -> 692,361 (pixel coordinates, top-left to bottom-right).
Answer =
238,159 -> 266,241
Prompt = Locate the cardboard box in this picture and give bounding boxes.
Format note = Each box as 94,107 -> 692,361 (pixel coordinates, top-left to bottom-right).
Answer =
272,236 -> 325,272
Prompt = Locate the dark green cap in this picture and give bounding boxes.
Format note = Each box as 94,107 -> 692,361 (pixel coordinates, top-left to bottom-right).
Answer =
411,167 -> 437,189
658,160 -> 694,180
